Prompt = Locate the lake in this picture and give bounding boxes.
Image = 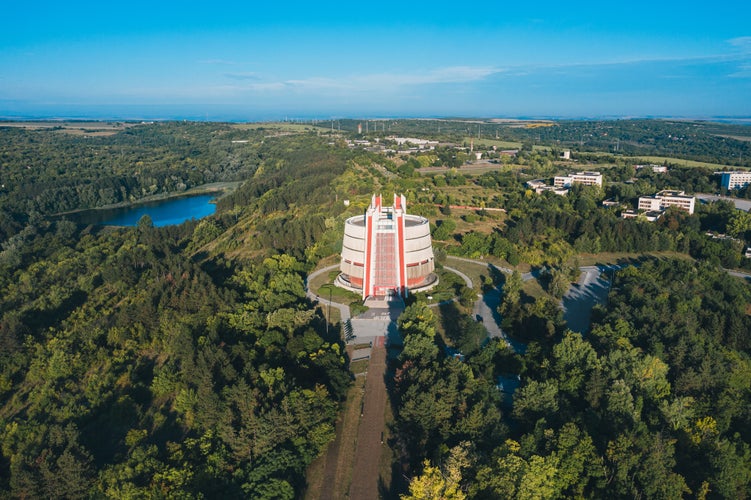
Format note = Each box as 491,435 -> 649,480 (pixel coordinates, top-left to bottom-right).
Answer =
71,194 -> 217,227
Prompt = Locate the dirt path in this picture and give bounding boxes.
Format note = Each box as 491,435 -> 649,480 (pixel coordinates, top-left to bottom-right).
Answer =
316,377 -> 367,499
318,411 -> 346,499
348,337 -> 387,499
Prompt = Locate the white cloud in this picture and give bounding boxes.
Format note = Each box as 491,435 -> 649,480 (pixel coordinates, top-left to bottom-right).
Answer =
240,82 -> 288,92
285,77 -> 349,90
729,63 -> 751,78
728,36 -> 751,52
224,72 -> 261,81
223,65 -> 502,95
355,66 -> 501,87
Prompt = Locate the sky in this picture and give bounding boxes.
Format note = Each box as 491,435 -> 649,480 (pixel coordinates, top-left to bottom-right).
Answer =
1,1 -> 750,120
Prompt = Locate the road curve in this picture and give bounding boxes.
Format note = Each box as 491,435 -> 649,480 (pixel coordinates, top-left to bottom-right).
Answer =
445,255 -> 537,281
305,264 -> 351,323
443,258 -> 526,353
443,265 -> 472,288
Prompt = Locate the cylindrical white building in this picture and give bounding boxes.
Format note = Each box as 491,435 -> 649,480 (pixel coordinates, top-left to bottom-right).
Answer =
338,194 -> 435,299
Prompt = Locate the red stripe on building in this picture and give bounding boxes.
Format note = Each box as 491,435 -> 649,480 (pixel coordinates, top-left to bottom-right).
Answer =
362,212 -> 373,299
396,212 -> 406,296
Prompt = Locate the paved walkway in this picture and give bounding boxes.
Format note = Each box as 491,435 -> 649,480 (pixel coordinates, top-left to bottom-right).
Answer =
443,265 -> 472,287
306,264 -> 351,323
445,256 -> 529,353
562,266 -> 611,334
348,337 -> 388,500
446,255 -> 538,281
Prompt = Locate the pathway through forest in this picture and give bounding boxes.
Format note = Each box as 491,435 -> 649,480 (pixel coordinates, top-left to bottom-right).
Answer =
347,336 -> 388,499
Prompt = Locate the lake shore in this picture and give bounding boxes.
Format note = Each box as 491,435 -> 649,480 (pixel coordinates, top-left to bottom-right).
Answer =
53,181 -> 241,218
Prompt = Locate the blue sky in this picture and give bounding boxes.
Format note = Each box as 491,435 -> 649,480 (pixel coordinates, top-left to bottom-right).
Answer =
1,1 -> 750,120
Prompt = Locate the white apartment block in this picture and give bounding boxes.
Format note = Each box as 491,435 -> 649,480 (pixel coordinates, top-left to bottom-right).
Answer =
717,171 -> 751,190
638,190 -> 695,214
554,171 -> 603,188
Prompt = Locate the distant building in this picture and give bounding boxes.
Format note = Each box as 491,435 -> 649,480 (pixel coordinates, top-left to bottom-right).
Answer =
526,180 -> 568,195
638,190 -> 695,215
389,137 -> 439,149
338,194 -> 435,300
554,171 -> 603,188
601,199 -> 622,208
621,209 -> 663,222
636,164 -> 667,173
560,150 -> 571,160
717,171 -> 751,190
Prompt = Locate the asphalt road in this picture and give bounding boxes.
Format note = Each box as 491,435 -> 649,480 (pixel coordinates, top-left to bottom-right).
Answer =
305,264 -> 351,324
562,266 -> 611,334
696,193 -> 751,211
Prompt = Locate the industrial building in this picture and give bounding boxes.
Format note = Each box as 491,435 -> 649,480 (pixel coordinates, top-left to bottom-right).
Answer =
338,194 -> 435,300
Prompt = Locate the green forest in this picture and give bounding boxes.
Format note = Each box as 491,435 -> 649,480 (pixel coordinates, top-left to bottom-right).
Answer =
397,260 -> 751,499
0,125 -> 355,497
1,119 -> 750,498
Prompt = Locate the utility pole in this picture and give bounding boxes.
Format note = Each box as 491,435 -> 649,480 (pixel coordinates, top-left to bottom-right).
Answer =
327,287 -> 332,335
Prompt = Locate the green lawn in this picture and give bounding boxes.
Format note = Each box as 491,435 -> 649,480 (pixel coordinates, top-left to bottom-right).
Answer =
584,152 -> 734,169
231,122 -> 317,132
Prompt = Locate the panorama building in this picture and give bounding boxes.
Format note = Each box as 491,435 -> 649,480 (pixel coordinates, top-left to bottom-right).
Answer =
338,194 -> 435,300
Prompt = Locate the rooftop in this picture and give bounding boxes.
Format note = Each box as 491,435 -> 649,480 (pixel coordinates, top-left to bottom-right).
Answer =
656,190 -> 693,198
346,213 -> 428,228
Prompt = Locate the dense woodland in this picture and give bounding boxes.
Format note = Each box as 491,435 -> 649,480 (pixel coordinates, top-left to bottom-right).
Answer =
0,127 -> 354,498
398,260 -> 751,499
1,119 -> 750,498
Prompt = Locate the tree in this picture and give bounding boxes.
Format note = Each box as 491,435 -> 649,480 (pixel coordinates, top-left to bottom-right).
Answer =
402,460 -> 466,500
432,219 -> 456,241
136,214 -> 154,229
513,380 -> 559,425
500,270 -> 523,315
547,268 -> 570,299
552,332 -> 599,394
402,443 -> 471,500
727,210 -> 751,239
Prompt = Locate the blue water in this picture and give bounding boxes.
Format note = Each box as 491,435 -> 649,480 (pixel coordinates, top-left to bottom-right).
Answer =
73,194 -> 217,227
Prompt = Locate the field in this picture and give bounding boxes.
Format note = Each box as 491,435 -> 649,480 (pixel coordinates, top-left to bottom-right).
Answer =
418,161 -> 522,176
462,137 -> 523,149
0,120 -> 136,136
584,152 -> 736,170
231,122 -> 319,133
462,137 -> 551,152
